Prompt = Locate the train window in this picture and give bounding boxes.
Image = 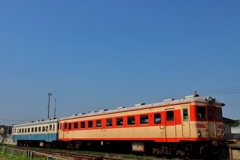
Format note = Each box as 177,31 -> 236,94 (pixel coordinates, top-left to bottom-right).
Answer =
35,127 -> 37,132
154,113 -> 161,124
128,116 -> 135,125
74,122 -> 78,129
167,111 -> 174,121
53,124 -> 55,131
81,122 -> 85,128
22,129 -> 24,133
106,119 -> 112,127
140,115 -> 149,124
183,108 -> 188,121
46,126 -> 48,132
28,128 -> 30,133
68,123 -> 72,130
216,108 -> 223,120
31,127 -> 34,132
116,117 -> 123,126
208,108 -> 213,120
64,123 -> 68,129
96,120 -> 101,128
196,106 -> 206,120
88,121 -> 93,128
38,127 -> 41,132
42,126 -> 45,132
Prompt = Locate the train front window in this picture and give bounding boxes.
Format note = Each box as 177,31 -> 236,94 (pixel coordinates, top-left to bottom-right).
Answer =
216,108 -> 223,120
208,108 -> 213,120
196,106 -> 206,120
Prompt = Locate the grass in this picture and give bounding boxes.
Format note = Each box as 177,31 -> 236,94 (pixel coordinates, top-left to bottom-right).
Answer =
1,144 -> 162,160
0,154 -> 46,160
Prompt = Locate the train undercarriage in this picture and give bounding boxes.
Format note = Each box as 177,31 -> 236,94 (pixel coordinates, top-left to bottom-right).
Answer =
16,139 -> 228,159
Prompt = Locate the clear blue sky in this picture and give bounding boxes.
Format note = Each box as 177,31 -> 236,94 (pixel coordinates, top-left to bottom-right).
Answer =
0,1 -> 240,125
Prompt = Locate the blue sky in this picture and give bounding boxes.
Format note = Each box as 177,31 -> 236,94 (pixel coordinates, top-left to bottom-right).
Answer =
0,1 -> 240,125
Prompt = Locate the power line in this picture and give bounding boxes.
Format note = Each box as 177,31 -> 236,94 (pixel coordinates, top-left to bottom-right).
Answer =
197,87 -> 240,96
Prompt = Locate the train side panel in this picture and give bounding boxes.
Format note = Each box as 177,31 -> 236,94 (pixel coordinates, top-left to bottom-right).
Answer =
12,119 -> 58,147
58,98 -> 224,142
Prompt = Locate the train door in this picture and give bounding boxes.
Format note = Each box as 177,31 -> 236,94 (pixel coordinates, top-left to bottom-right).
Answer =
207,107 -> 216,138
63,122 -> 67,139
182,107 -> 190,137
46,124 -> 50,141
165,109 -> 176,141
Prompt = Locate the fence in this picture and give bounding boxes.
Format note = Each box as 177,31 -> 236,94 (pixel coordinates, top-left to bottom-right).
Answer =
0,145 -> 65,160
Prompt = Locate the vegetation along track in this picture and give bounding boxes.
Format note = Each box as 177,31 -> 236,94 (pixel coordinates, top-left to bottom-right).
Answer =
10,146 -> 155,160
31,149 -> 126,160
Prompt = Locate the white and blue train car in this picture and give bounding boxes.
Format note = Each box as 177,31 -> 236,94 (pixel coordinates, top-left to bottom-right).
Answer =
12,118 -> 58,147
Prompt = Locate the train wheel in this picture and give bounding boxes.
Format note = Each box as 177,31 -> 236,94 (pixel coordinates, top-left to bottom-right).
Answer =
46,143 -> 52,148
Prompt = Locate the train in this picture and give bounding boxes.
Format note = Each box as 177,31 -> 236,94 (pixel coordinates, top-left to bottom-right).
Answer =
12,93 -> 225,157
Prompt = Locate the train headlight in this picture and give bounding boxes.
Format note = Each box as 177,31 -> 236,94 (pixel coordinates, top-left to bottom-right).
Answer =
197,130 -> 201,137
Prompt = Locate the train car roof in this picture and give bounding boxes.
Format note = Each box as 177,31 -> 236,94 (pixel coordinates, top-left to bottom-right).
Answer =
59,94 -> 224,121
13,118 -> 58,128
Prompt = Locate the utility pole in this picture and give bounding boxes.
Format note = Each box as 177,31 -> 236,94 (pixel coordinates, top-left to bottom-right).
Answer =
47,93 -> 52,119
54,98 -> 57,118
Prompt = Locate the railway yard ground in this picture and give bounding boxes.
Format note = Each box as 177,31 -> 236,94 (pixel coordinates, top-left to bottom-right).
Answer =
0,144 -> 165,160
0,143 -> 239,160
1,135 -> 240,159
0,144 -> 240,160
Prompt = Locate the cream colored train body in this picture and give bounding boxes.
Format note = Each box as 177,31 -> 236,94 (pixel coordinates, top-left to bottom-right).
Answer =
58,94 -> 224,156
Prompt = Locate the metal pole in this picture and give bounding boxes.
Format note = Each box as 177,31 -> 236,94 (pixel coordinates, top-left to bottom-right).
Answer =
47,93 -> 52,119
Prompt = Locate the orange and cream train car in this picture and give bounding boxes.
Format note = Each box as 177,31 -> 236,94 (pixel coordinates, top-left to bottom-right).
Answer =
58,94 -> 224,157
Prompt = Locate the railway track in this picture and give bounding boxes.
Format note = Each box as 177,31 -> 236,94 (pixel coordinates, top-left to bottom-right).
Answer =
9,146 -> 148,160
31,149 -> 126,160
